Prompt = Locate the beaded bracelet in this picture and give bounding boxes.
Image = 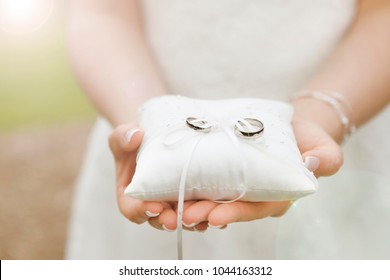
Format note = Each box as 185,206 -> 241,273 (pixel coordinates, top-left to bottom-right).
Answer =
292,90 -> 356,143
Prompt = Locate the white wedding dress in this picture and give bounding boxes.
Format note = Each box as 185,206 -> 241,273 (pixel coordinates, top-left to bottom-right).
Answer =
66,0 -> 390,259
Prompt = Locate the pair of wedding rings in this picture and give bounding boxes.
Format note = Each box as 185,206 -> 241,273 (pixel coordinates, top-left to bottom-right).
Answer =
186,117 -> 264,139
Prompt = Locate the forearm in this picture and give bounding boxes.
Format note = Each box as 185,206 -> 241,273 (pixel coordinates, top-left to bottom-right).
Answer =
67,0 -> 167,126
292,0 -> 390,143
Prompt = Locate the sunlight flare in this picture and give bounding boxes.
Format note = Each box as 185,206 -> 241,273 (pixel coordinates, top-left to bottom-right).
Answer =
0,0 -> 53,34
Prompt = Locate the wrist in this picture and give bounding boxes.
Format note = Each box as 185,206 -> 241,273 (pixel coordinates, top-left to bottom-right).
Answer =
110,79 -> 168,127
291,90 -> 356,144
291,97 -> 345,144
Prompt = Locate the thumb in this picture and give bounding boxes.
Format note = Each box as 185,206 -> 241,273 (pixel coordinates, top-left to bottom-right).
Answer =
109,124 -> 144,160
301,138 -> 343,177
293,117 -> 344,177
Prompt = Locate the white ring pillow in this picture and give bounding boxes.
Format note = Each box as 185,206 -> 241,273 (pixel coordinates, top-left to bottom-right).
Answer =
125,95 -> 317,202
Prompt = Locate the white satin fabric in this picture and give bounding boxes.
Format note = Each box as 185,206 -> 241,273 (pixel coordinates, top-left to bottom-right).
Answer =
126,96 -> 316,202
66,0 -> 390,259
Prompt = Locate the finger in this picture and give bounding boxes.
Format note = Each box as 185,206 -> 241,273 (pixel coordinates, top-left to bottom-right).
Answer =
158,208 -> 177,231
115,159 -> 137,191
181,200 -> 198,228
108,124 -> 144,160
302,139 -> 343,177
148,217 -> 163,231
146,203 -> 177,230
208,201 -> 290,225
157,201 -> 206,231
182,200 -> 219,227
182,200 -> 198,211
293,118 -> 343,177
117,195 -> 165,224
270,200 -> 294,217
110,126 -> 144,188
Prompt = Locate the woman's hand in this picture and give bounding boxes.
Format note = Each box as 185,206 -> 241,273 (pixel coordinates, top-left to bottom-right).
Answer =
109,124 -> 179,231
292,116 -> 343,177
111,116 -> 343,232
170,116 -> 344,231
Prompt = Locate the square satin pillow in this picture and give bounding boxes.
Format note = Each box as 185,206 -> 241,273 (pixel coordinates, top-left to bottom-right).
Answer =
125,95 -> 317,202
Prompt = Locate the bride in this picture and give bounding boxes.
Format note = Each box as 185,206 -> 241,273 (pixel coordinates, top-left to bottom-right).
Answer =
65,0 -> 390,259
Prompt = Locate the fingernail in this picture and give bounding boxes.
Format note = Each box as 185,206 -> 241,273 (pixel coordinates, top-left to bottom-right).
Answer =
182,222 -> 197,228
162,224 -> 175,232
145,210 -> 160,218
208,223 -> 224,229
125,129 -> 141,143
304,156 -> 320,172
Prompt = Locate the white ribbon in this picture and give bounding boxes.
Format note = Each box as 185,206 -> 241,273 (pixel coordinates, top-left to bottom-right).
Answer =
162,118 -> 264,260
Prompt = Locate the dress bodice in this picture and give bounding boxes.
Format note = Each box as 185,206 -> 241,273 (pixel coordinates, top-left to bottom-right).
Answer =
141,0 -> 356,99
68,0 -> 390,260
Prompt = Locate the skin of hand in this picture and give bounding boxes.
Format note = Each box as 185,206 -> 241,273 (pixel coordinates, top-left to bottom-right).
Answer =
72,0 -> 390,232
108,116 -> 343,231
107,0 -> 390,232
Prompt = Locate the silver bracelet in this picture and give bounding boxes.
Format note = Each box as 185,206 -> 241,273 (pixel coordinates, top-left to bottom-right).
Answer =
293,90 -> 356,143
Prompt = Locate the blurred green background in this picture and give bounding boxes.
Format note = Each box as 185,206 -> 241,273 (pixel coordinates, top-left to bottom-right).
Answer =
0,0 -> 95,259
0,0 -> 94,131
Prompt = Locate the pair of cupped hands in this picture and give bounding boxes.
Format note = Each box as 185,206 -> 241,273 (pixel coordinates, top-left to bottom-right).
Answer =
109,116 -> 343,232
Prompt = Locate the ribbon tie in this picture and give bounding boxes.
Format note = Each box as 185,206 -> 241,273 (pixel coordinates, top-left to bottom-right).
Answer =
162,117 -> 264,260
